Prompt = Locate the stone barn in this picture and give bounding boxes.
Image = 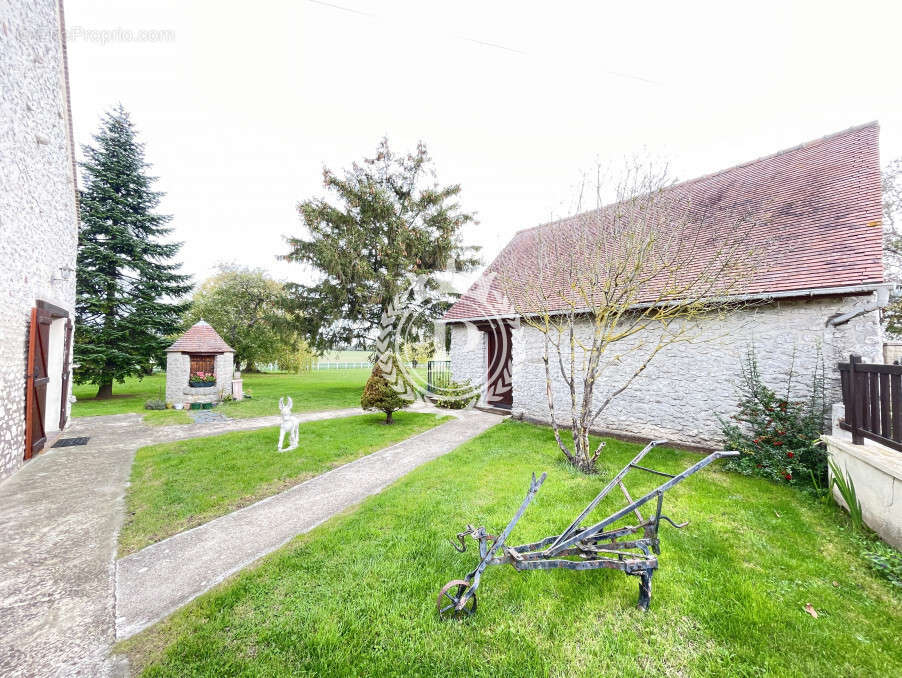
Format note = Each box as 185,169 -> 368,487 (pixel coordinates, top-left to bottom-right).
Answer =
444,123 -> 888,449
165,321 -> 235,406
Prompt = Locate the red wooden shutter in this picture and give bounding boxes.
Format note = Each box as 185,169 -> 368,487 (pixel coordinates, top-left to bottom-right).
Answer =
59,319 -> 73,430
24,307 -> 52,460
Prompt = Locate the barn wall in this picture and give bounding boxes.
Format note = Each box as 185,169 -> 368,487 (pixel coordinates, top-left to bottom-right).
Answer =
0,0 -> 78,481
450,323 -> 486,398
451,294 -> 883,447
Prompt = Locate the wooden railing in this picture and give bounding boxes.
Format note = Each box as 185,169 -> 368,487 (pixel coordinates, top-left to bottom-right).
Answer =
838,354 -> 902,452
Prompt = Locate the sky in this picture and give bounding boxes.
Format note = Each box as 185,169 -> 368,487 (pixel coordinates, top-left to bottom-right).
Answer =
65,0 -> 902,292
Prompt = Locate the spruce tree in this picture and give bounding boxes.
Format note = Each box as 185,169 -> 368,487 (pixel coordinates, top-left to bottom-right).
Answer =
282,138 -> 480,352
75,106 -> 192,398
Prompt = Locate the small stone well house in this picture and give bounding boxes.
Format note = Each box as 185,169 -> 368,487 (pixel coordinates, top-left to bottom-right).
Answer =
165,321 -> 235,406
445,123 -> 888,448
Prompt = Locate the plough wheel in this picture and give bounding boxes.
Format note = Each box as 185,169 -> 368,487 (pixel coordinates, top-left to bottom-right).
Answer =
436,579 -> 477,620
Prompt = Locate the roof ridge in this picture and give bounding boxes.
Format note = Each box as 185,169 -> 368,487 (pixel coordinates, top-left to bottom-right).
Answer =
512,121 -> 880,238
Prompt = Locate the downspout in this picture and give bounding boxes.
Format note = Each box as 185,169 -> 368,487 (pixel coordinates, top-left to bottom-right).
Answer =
825,285 -> 893,328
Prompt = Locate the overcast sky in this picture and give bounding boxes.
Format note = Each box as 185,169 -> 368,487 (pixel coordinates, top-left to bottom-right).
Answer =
65,0 -> 902,290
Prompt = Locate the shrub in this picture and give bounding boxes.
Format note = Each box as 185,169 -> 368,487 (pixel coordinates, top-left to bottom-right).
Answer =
144,398 -> 167,410
433,378 -> 478,409
276,340 -> 316,373
720,348 -> 828,487
361,363 -> 410,424
862,540 -> 902,588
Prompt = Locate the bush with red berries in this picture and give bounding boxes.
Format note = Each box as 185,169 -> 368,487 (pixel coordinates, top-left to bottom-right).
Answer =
720,349 -> 828,487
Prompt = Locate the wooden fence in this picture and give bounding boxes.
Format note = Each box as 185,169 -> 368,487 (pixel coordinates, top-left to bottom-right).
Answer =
838,354 -> 902,452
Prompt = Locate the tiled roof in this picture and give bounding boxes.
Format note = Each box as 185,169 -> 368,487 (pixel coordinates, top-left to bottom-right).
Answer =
166,320 -> 234,353
445,122 -> 884,321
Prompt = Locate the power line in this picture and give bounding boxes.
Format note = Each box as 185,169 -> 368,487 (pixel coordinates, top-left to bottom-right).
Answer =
302,0 -> 660,85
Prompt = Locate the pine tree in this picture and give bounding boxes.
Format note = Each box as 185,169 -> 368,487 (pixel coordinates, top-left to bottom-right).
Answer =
282,138 -> 480,352
75,106 -> 192,398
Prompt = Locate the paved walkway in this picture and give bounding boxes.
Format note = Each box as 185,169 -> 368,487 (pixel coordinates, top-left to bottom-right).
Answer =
115,408 -> 502,639
0,405 -> 422,677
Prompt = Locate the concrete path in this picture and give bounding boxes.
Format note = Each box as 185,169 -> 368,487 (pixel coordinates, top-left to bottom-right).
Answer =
0,405 -> 385,678
115,409 -> 502,639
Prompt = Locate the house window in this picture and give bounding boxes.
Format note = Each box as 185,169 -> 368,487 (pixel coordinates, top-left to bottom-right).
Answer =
189,354 -> 215,378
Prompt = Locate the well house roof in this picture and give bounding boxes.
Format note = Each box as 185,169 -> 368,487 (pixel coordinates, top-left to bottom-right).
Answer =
166,320 -> 234,353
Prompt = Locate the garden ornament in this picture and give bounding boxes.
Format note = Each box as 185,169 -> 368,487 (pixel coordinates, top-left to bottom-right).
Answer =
277,396 -> 300,452
436,442 -> 739,619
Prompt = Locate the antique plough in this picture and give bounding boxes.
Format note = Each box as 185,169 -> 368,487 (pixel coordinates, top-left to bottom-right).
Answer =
436,441 -> 738,619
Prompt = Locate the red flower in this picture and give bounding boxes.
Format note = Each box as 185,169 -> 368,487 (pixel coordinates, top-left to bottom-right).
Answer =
786,451 -> 794,458
753,438 -> 760,445
774,441 -> 783,446
783,471 -> 792,480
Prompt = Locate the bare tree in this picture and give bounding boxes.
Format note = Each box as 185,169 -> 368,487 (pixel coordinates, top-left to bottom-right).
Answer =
497,161 -> 765,474
882,159 -> 902,335
883,158 -> 902,264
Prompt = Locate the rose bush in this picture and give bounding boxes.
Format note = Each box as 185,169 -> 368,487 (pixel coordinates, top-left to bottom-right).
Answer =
720,349 -> 828,487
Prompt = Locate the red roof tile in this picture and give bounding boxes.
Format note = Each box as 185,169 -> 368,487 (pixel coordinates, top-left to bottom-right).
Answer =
445,122 -> 884,321
166,320 -> 234,353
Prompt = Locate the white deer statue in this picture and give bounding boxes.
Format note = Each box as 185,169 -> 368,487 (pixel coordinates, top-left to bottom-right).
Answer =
277,396 -> 300,452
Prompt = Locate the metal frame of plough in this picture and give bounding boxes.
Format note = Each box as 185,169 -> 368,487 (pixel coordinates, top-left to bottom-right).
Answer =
436,441 -> 739,619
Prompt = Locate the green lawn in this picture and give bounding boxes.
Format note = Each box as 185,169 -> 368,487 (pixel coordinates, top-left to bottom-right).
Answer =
119,411 -> 447,556
73,373 -> 169,416
119,421 -> 901,677
72,370 -> 371,422
142,410 -> 193,427
220,370 -> 371,419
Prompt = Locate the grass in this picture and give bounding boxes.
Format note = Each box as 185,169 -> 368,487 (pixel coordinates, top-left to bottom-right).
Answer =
220,370 -> 371,419
73,373 -> 168,417
142,410 -> 192,427
118,411 -> 448,557
72,370 -> 371,423
119,420 -> 902,677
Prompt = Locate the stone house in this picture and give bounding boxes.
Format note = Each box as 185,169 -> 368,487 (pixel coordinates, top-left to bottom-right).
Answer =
0,0 -> 79,481
444,123 -> 888,448
165,321 -> 235,406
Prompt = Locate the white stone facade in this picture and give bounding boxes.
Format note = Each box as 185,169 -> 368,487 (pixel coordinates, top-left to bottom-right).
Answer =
450,293 -> 883,447
165,352 -> 234,406
825,405 -> 902,549
0,0 -> 78,481
450,324 -> 486,396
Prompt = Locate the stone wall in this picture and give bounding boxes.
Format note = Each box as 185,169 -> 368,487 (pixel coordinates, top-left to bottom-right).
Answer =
0,0 -> 78,482
215,352 -> 234,398
164,353 -> 190,403
165,352 -> 234,405
451,293 -> 883,447
450,323 -> 486,399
